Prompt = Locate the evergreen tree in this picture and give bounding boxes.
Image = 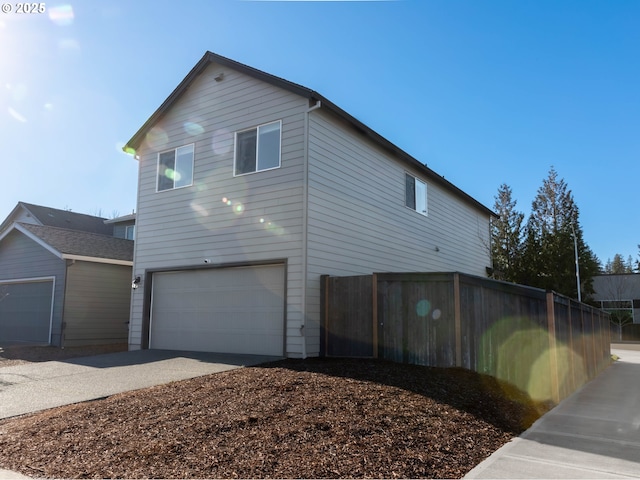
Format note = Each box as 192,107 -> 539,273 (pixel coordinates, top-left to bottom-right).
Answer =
603,254 -> 633,274
490,184 -> 524,282
520,167 -> 600,299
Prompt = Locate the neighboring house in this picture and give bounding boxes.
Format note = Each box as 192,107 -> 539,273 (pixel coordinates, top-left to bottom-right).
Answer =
592,274 -> 640,325
123,51 -> 496,358
105,212 -> 136,240
0,203 -> 134,346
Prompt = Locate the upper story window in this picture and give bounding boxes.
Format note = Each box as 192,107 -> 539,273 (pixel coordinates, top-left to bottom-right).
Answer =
234,121 -> 281,176
405,173 -> 428,216
157,144 -> 194,191
125,225 -> 135,240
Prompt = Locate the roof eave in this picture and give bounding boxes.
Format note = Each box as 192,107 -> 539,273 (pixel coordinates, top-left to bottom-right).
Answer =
123,51 -> 496,218
62,254 -> 133,266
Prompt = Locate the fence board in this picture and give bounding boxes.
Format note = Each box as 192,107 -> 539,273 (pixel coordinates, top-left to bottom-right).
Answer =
324,275 -> 373,357
323,271 -> 611,403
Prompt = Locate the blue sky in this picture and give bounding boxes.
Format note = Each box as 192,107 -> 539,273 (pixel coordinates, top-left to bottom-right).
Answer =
1,0 -> 638,265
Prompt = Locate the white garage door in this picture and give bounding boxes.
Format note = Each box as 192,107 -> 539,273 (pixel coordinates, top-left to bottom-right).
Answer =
150,264 -> 285,355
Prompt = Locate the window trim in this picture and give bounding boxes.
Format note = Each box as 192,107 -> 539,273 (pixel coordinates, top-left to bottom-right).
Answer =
405,173 -> 428,216
125,225 -> 135,240
156,143 -> 195,192
233,120 -> 282,177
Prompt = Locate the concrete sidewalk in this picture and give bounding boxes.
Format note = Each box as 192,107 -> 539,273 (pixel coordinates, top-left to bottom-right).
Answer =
465,345 -> 640,479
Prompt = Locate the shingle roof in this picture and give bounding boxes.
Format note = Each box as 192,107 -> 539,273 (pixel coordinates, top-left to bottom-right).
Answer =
20,202 -> 114,235
18,223 -> 133,262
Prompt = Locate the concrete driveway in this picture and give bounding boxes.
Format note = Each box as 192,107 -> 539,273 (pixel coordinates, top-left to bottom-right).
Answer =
0,349 -> 280,420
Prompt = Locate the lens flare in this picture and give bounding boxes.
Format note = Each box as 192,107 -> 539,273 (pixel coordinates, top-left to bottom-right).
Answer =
416,299 -> 431,317
145,127 -> 168,150
211,129 -> 232,154
8,107 -> 26,123
48,4 -> 74,26
184,121 -> 204,136
164,168 -> 181,182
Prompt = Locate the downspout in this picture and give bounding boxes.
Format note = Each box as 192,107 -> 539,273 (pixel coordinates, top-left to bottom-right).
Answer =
300,99 -> 322,359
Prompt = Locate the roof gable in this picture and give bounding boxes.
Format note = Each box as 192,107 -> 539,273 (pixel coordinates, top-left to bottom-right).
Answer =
20,202 -> 113,235
0,223 -> 133,265
124,51 -> 496,218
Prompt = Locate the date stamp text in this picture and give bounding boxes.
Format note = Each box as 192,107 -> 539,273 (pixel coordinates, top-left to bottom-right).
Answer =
1,3 -> 46,14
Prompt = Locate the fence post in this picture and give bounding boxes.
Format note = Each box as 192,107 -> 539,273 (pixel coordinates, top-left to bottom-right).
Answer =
546,292 -> 560,404
320,275 -> 329,357
372,273 -> 378,359
453,273 -> 462,367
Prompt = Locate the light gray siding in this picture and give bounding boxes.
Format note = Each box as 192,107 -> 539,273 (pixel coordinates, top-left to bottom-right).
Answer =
304,109 -> 492,356
63,261 -> 131,346
130,63 -> 308,355
0,230 -> 66,345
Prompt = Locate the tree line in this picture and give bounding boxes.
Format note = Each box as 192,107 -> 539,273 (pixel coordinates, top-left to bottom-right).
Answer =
490,166 -> 624,301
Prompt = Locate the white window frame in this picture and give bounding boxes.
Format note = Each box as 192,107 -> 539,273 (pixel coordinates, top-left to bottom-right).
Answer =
233,120 -> 282,176
156,144 -> 195,192
125,225 -> 135,240
405,173 -> 428,216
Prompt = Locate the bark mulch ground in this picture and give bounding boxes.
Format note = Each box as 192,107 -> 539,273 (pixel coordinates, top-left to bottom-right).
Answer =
0,357 -> 550,479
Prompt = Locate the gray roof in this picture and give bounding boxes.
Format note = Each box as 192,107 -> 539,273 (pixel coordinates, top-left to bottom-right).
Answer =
124,51 -> 496,218
19,223 -> 134,262
19,202 -> 114,235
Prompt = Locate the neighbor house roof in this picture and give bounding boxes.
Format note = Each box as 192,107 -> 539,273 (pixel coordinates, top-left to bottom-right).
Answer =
124,51 -> 496,218
0,223 -> 133,265
0,202 -> 114,235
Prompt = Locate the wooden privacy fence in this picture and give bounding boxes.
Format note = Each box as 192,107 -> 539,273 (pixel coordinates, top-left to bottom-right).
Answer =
321,272 -> 611,403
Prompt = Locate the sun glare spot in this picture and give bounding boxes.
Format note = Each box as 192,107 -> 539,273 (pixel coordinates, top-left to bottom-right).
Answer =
8,107 -> 27,123
145,127 -> 168,150
432,309 -> 442,320
211,129 -> 232,154
416,299 -> 431,317
190,202 -> 209,217
164,168 -> 181,182
184,122 -> 204,136
48,5 -> 74,26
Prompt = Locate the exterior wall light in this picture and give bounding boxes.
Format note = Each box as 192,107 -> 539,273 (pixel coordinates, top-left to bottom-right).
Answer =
132,276 -> 141,290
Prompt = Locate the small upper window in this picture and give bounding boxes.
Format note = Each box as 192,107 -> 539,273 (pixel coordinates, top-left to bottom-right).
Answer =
235,121 -> 281,176
405,173 -> 427,216
157,144 -> 194,191
125,225 -> 135,240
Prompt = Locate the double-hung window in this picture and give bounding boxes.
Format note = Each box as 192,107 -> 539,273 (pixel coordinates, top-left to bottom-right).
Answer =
405,173 -> 428,216
234,121 -> 281,176
157,144 -> 194,191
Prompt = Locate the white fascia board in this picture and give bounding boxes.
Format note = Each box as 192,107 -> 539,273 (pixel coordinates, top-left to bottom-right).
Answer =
62,254 -> 133,266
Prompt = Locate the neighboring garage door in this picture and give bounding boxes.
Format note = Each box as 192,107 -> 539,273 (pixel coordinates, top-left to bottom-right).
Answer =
0,279 -> 53,344
150,264 -> 285,355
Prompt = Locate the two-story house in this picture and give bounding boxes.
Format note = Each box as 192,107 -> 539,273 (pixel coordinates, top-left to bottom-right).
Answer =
0,202 -> 134,346
124,51 -> 496,358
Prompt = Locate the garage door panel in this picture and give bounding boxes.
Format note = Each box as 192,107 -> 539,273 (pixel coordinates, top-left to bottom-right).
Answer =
0,280 -> 52,344
150,265 -> 285,355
